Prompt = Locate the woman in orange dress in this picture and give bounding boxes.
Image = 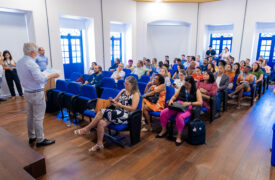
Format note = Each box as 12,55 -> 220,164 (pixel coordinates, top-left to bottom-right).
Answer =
142,74 -> 166,131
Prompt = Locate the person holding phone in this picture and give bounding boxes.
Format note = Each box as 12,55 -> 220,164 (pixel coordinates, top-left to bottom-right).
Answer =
172,69 -> 186,90
74,76 -> 140,152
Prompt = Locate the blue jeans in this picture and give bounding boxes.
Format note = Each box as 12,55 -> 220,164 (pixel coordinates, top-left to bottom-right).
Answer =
216,91 -> 222,112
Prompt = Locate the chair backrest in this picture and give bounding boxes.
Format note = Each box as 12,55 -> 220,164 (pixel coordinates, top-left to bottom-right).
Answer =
125,74 -> 138,81
170,78 -> 175,84
100,87 -> 120,99
83,74 -> 91,82
232,73 -> 239,90
140,75 -> 150,83
138,82 -> 147,95
166,86 -> 175,102
102,77 -> 116,89
172,64 -> 178,71
70,72 -> 82,81
81,85 -> 97,99
56,80 -> 68,91
123,69 -> 131,76
169,69 -> 175,77
67,82 -> 81,95
137,96 -> 142,110
117,80 -> 125,90
102,71 -> 112,78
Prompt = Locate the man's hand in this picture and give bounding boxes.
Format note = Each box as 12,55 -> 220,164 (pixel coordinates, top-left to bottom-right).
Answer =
48,73 -> 59,79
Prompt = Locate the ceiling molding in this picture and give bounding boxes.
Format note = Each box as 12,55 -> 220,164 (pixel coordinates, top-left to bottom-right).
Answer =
134,0 -> 220,3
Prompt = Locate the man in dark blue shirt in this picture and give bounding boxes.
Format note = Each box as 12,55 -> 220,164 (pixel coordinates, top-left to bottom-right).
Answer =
85,65 -> 104,96
205,45 -> 216,58
200,58 -> 208,72
109,58 -> 120,72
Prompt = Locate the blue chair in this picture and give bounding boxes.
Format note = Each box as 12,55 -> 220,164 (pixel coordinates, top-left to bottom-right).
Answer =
46,80 -> 68,113
83,88 -> 120,120
138,82 -> 147,95
58,82 -> 81,119
117,80 -> 125,90
102,71 -> 112,78
172,64 -> 178,71
149,86 -> 175,120
170,79 -> 174,84
169,69 -> 175,77
242,77 -> 256,106
83,74 -> 91,82
105,96 -> 143,147
123,69 -> 131,76
125,74 -> 138,81
228,74 -> 239,94
140,75 -> 150,83
70,72 -> 82,81
102,77 -> 116,89
73,85 -> 97,121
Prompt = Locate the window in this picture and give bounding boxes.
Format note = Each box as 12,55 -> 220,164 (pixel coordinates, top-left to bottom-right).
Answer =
110,32 -> 122,65
210,33 -> 233,56
60,28 -> 83,64
257,33 -> 275,64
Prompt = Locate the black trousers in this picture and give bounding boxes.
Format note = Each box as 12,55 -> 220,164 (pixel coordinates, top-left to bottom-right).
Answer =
5,70 -> 23,97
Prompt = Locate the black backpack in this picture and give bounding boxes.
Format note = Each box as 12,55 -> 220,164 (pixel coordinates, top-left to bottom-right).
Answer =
187,120 -> 206,145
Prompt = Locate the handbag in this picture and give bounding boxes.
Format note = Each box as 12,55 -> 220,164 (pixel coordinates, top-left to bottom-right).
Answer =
145,93 -> 160,103
168,102 -> 188,112
95,98 -> 111,113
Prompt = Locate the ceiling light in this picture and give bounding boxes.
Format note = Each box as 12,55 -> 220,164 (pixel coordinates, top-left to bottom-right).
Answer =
155,0 -> 162,3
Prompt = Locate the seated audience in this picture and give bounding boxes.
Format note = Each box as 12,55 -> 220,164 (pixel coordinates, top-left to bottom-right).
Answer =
228,66 -> 254,109
214,64 -> 230,118
131,60 -> 147,79
196,55 -> 203,66
196,71 -> 218,111
228,56 -> 235,64
172,58 -> 180,70
186,61 -> 196,76
152,58 -> 158,70
262,59 -> 271,74
88,62 -> 97,75
240,60 -> 246,72
145,59 -> 156,75
157,76 -> 203,145
164,55 -> 169,62
245,58 -> 250,66
159,67 -> 171,86
212,60 -> 218,72
192,67 -> 204,82
225,64 -> 235,89
206,45 -> 216,58
184,56 -> 191,69
109,58 -> 120,72
172,69 -> 186,91
125,59 -> 135,72
234,63 -> 241,75
164,59 -> 172,70
156,61 -> 164,73
219,47 -> 230,60
207,62 -> 216,75
172,62 -> 184,79
142,74 -> 166,131
85,65 -> 104,96
200,58 -> 208,72
251,62 -> 264,86
111,63 -> 125,83
142,57 -> 147,65
74,76 -> 140,152
181,54 -> 186,64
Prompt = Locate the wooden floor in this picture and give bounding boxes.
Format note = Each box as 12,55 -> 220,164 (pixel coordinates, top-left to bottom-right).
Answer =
1,87 -> 275,180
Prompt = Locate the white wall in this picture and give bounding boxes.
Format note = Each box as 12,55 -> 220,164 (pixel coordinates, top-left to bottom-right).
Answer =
197,0 -> 246,61
136,2 -> 198,62
147,24 -> 190,61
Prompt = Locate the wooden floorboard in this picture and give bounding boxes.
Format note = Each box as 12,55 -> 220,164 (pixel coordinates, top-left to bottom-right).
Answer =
0,87 -> 275,180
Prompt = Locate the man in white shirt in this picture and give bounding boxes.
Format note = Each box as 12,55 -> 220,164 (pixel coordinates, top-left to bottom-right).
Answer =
111,63 -> 125,83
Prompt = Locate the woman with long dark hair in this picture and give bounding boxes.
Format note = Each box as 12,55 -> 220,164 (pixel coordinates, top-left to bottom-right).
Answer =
196,71 -> 218,111
234,63 -> 241,75
2,50 -> 23,99
158,76 -> 203,145
207,62 -> 216,75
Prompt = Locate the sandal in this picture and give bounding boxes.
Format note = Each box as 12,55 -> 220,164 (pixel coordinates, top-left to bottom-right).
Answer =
141,127 -> 153,132
73,128 -> 90,135
88,144 -> 104,152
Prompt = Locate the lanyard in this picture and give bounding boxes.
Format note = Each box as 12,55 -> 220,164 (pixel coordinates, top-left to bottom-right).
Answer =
185,89 -> 190,101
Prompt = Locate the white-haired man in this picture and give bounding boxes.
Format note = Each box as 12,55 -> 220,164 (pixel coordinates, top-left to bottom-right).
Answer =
17,42 -> 59,147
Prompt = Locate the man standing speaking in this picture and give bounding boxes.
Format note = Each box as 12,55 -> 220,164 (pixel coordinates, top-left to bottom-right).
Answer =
17,42 -> 59,147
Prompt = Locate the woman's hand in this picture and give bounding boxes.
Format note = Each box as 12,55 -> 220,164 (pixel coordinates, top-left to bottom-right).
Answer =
182,102 -> 191,107
168,99 -> 174,106
199,88 -> 207,93
113,101 -> 122,107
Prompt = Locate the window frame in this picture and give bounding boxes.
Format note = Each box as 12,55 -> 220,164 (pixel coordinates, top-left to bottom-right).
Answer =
210,34 -> 233,56
110,33 -> 122,66
256,33 -> 275,63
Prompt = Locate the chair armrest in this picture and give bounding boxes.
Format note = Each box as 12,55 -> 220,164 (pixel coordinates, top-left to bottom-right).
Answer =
87,99 -> 98,109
